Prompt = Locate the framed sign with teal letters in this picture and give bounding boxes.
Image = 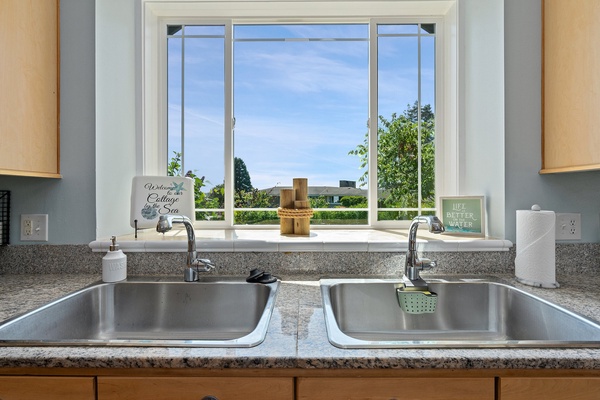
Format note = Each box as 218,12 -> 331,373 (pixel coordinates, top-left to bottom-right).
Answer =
130,176 -> 195,229
439,196 -> 485,237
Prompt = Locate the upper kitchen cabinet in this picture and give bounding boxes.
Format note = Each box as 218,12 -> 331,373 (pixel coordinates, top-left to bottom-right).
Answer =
541,0 -> 600,174
0,0 -> 60,178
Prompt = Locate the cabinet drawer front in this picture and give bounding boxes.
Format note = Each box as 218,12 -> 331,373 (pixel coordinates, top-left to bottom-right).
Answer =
500,377 -> 600,400
0,376 -> 95,400
98,377 -> 294,400
297,377 -> 495,400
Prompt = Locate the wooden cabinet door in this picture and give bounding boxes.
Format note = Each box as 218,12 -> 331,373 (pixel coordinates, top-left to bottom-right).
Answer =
0,376 -> 95,400
542,0 -> 600,173
0,0 -> 60,178
98,377 -> 294,400
296,377 -> 495,400
500,377 -> 600,400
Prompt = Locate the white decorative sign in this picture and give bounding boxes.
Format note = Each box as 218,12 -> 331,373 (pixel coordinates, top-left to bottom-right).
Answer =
130,176 -> 195,229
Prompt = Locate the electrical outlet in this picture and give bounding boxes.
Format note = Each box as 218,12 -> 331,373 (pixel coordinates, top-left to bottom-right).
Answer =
556,212 -> 581,240
20,214 -> 49,241
23,219 -> 33,236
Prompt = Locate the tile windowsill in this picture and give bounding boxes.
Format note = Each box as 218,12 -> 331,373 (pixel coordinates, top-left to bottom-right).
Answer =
89,229 -> 513,253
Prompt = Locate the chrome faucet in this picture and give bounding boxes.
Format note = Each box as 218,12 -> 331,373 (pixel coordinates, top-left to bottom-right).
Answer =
156,214 -> 215,282
404,215 -> 445,289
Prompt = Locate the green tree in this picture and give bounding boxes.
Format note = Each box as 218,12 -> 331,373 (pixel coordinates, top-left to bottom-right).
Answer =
234,189 -> 271,208
349,102 -> 435,210
340,196 -> 367,208
206,184 -> 225,208
309,196 -> 329,209
235,157 -> 253,192
234,189 -> 277,224
167,153 -> 257,208
166,151 -> 206,206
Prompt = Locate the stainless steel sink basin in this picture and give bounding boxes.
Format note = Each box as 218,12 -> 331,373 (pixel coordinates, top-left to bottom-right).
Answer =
0,277 -> 279,347
321,278 -> 600,348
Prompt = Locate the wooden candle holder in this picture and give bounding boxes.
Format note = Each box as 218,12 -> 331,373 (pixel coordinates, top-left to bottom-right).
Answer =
277,178 -> 313,236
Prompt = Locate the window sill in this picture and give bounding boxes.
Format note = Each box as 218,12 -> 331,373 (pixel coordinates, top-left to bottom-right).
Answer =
89,229 -> 513,253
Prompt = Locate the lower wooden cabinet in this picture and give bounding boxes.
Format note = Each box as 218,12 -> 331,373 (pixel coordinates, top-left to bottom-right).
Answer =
499,377 -> 600,400
0,376 -> 95,400
296,377 -> 495,400
98,376 -> 294,400
2,372 -> 600,400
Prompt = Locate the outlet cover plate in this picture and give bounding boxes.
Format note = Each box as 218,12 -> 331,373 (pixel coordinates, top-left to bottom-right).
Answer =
20,214 -> 49,241
556,212 -> 581,240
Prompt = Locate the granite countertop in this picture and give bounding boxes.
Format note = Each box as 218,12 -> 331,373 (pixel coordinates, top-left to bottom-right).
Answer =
1,273 -> 600,370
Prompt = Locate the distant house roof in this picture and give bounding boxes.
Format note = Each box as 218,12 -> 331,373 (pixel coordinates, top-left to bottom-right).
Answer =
260,186 -> 367,197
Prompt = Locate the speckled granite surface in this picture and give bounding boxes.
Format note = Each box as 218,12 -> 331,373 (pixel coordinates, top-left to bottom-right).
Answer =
0,244 -> 516,275
2,243 -> 599,276
1,272 -> 600,370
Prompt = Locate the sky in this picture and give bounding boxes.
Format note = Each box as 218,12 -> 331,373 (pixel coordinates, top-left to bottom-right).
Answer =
167,24 -> 434,192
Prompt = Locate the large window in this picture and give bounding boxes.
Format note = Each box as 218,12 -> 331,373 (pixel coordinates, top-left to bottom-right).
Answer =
165,20 -> 440,228
166,22 -> 440,226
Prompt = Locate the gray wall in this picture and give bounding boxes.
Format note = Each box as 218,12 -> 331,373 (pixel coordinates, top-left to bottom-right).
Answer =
2,0 -> 600,245
504,0 -> 600,243
0,0 -> 96,245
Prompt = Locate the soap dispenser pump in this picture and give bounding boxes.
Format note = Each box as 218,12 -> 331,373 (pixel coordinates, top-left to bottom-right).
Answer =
102,236 -> 127,282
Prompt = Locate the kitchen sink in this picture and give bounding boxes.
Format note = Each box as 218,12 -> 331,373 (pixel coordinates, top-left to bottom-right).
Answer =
0,277 -> 279,347
320,278 -> 600,348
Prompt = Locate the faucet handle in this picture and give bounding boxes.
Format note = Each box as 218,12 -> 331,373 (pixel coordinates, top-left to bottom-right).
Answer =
416,258 -> 437,270
193,258 -> 216,272
184,259 -> 215,282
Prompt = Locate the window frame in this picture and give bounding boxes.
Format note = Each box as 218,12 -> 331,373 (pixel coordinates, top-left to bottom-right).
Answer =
140,1 -> 459,229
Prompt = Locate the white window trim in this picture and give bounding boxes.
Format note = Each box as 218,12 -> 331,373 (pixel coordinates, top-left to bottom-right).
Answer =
139,0 -> 459,229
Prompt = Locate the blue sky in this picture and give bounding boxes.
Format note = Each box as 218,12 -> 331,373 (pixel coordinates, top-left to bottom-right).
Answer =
168,24 -> 434,191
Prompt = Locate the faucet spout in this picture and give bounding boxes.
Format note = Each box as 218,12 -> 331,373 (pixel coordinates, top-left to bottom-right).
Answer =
157,214 -> 214,281
404,215 -> 445,285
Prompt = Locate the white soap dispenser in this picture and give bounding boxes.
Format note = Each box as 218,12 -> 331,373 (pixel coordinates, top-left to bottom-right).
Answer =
102,236 -> 127,282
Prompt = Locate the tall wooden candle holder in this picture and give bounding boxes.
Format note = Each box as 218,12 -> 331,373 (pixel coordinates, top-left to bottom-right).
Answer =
277,178 -> 313,236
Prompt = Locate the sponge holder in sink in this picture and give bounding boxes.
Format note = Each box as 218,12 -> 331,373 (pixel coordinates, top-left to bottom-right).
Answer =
396,286 -> 438,314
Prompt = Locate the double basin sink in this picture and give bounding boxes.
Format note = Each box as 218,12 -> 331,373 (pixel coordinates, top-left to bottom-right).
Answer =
321,278 -> 600,348
0,277 -> 279,347
1,276 -> 600,348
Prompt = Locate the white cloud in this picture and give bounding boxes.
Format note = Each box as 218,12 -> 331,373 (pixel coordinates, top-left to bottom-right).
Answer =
235,42 -> 368,97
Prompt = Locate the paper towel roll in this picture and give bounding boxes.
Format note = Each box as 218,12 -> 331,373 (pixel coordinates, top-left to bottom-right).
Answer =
515,206 -> 559,288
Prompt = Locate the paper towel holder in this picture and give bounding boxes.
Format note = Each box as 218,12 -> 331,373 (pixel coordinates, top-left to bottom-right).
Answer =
515,204 -> 560,289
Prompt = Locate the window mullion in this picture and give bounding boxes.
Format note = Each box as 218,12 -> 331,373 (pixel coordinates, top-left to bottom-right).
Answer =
224,21 -> 234,226
368,20 -> 379,225
180,26 -> 186,175
417,25 -> 423,215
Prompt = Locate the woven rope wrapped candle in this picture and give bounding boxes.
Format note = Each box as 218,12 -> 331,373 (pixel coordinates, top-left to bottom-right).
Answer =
277,178 -> 313,236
